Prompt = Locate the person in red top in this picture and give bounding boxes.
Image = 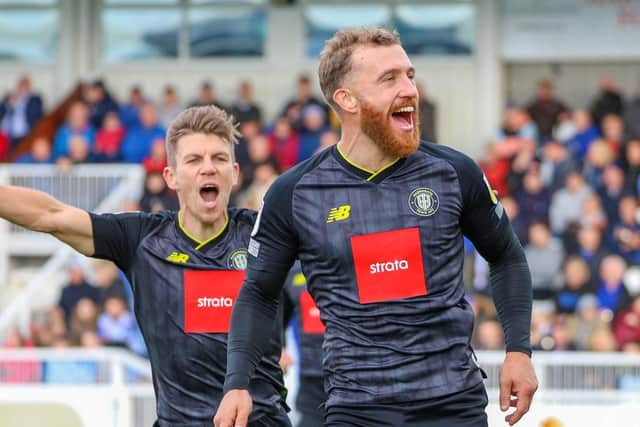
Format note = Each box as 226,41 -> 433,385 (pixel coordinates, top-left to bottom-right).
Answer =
94,111 -> 125,162
267,117 -> 299,171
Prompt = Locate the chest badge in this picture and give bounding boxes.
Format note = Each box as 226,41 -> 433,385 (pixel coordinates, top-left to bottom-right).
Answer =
227,249 -> 248,270
409,188 -> 439,217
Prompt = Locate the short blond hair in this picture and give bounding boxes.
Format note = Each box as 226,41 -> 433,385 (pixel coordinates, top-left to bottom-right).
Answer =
166,105 -> 240,167
318,27 -> 400,111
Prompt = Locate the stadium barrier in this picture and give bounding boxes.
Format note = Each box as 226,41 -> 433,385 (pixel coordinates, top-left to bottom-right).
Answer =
0,164 -> 145,339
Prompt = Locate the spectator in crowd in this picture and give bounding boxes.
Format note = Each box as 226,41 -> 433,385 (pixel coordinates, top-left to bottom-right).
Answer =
596,254 -> 632,316
157,85 -> 181,129
298,104 -> 330,162
0,132 -> 8,161
52,101 -> 95,160
97,295 -> 137,348
590,78 -> 625,130
598,165 -> 627,227
601,113 -> 625,158
93,260 -> 128,305
281,74 -> 328,130
501,195 -> 528,245
142,137 -> 168,174
229,80 -> 262,126
416,80 -> 437,143
586,323 -> 618,352
574,294 -> 605,350
494,106 -> 538,193
120,102 -> 165,163
622,139 -> 640,194
0,74 -> 43,150
68,298 -> 99,345
474,319 -> 504,350
579,194 -> 608,232
243,134 -> 275,186
530,304 -> 554,351
515,167 -> 551,233
624,82 -> 640,139
57,135 -> 92,170
119,85 -> 145,130
526,79 -> 568,142
241,158 -> 279,210
539,139 -> 576,194
609,196 -> 640,265
267,116 -> 299,171
524,222 -> 565,300
565,109 -> 600,164
573,226 -> 610,281
84,79 -> 119,130
548,316 -> 576,351
190,80 -> 226,111
583,139 -> 616,191
549,170 -> 593,235
15,137 -> 52,164
613,295 -> 640,351
139,171 -> 178,213
478,142 -> 511,197
58,263 -> 101,326
236,119 -> 261,175
554,256 -> 593,314
93,111 -> 125,162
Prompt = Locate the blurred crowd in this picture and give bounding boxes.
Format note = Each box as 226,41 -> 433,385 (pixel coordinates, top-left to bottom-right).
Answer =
472,78 -> 640,354
0,73 -> 638,360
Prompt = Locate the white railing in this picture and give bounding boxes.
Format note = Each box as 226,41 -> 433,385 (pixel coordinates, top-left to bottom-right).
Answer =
0,164 -> 145,337
0,347 -> 154,427
1,349 -> 640,427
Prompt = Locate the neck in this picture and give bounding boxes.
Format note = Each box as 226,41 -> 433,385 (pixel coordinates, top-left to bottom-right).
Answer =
179,209 -> 228,244
338,123 -> 397,172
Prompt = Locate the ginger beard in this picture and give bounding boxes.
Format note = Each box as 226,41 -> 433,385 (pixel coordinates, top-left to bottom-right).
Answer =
359,98 -> 420,158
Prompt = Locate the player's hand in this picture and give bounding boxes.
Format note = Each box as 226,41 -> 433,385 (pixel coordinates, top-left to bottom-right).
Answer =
279,349 -> 294,374
213,389 -> 252,427
499,351 -> 538,426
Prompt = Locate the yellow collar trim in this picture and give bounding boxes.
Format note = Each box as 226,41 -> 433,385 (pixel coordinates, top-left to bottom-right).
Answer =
178,210 -> 229,250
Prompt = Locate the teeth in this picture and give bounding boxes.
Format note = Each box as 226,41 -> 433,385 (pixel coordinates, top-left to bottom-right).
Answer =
394,106 -> 414,113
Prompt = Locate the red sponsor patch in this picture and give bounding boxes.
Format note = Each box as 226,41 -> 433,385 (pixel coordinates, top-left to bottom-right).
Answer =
350,227 -> 427,304
300,291 -> 325,334
183,270 -> 245,333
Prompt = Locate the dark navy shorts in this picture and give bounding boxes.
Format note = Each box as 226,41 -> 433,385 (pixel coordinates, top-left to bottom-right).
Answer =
324,382 -> 488,427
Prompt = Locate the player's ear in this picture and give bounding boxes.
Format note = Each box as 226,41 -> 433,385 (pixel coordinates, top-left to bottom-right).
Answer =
333,88 -> 358,114
232,162 -> 240,187
163,166 -> 177,191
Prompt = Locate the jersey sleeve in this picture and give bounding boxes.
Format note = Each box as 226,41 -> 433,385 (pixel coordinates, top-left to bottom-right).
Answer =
90,211 -> 161,274
453,152 -> 533,356
224,170 -> 300,392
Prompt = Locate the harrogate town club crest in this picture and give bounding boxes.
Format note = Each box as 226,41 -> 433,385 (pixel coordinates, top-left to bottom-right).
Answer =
409,188 -> 439,217
227,249 -> 248,270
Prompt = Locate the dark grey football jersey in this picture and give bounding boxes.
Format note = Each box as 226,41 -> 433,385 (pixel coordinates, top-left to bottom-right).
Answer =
91,208 -> 286,426
230,142 -> 530,408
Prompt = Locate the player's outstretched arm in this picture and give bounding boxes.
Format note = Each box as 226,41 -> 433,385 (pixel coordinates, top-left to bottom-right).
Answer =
0,185 -> 94,256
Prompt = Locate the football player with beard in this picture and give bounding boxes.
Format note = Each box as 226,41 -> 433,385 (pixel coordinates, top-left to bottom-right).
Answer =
216,27 -> 537,427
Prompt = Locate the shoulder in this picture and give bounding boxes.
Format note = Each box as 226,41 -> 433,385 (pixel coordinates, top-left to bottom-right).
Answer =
228,207 -> 257,228
417,141 -> 480,175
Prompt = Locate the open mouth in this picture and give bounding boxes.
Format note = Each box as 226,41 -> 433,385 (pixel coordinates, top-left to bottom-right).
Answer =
200,184 -> 219,208
391,106 -> 415,132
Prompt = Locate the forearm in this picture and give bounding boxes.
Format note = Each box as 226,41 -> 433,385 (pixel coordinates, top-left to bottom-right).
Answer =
0,185 -> 64,232
224,282 -> 280,393
489,230 -> 533,356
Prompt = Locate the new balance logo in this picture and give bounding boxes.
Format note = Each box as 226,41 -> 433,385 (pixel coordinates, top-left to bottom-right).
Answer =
166,252 -> 190,263
327,205 -> 351,223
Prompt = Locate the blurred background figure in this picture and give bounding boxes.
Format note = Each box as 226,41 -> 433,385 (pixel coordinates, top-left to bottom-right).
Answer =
0,74 -> 43,150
